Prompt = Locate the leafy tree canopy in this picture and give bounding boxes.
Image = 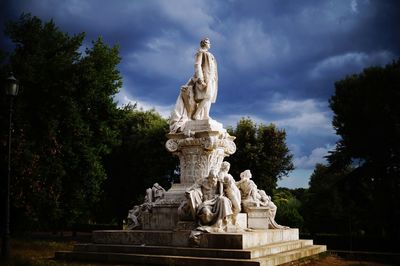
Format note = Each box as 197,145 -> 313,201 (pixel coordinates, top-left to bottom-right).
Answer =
329,59 -> 400,170
0,14 -> 122,229
99,105 -> 178,224
314,59 -> 400,238
227,118 -> 294,194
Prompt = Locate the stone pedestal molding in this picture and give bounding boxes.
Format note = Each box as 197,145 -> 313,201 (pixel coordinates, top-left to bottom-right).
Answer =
165,119 -> 236,186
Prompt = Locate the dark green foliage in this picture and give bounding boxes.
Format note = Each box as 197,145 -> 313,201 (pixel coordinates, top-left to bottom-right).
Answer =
273,188 -> 304,229
302,60 -> 400,241
330,60 -> 400,163
227,118 -> 294,194
302,164 -> 352,234
98,105 -> 178,224
0,14 -> 122,229
328,60 -> 400,238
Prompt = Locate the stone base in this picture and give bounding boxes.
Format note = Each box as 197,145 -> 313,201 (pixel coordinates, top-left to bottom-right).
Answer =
91,229 -> 299,249
56,228 -> 327,266
162,183 -> 188,203
142,205 -> 180,230
183,119 -> 226,134
247,207 -> 270,229
236,213 -> 248,229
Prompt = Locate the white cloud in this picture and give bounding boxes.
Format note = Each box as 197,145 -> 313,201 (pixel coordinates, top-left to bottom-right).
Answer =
126,36 -> 194,80
351,0 -> 359,13
273,112 -> 333,134
296,2 -> 361,35
217,114 -> 267,129
114,88 -> 173,118
309,50 -> 395,79
157,0 -> 219,39
269,99 -> 334,135
225,19 -> 290,69
294,144 -> 334,169
270,99 -> 320,114
278,169 -> 313,188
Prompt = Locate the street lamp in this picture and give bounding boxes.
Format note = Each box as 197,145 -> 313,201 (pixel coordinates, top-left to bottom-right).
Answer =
1,73 -> 19,259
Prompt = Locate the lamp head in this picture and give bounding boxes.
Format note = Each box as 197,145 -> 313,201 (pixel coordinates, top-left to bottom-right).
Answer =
5,73 -> 19,97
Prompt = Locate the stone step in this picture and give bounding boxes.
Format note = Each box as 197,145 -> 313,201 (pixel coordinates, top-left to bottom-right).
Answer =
82,239 -> 313,259
93,228 -> 299,249
248,239 -> 313,258
55,244 -> 326,266
197,229 -> 299,249
256,245 -> 327,266
55,251 -> 259,266
73,239 -> 313,259
74,243 -> 251,259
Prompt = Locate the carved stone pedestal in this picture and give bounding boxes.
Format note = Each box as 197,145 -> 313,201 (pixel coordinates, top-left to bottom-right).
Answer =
165,119 -> 236,187
140,119 -> 236,231
141,204 -> 179,230
164,119 -> 236,203
247,207 -> 271,230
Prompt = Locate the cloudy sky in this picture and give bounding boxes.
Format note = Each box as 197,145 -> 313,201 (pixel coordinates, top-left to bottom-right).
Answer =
1,0 -> 399,188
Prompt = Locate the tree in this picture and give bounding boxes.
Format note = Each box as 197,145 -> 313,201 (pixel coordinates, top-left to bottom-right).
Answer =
0,14 -> 122,229
98,105 -> 178,224
273,188 -> 304,229
328,59 -> 400,238
302,164 -> 352,235
228,118 -> 294,194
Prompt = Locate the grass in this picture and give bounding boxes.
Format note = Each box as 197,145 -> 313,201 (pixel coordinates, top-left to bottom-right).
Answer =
1,238 -> 90,266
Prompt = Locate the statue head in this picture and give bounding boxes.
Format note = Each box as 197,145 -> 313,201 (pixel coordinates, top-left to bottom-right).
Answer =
208,168 -> 219,181
220,161 -> 230,172
240,170 -> 252,180
259,189 -> 267,198
200,38 -> 210,49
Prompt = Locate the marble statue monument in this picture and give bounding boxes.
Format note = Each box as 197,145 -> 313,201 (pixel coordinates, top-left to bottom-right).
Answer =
57,38 -> 327,265
170,37 -> 218,133
127,38 -> 287,232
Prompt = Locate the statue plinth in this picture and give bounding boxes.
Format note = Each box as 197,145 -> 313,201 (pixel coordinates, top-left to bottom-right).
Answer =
163,119 -> 236,203
246,207 -> 271,229
166,119 -> 236,185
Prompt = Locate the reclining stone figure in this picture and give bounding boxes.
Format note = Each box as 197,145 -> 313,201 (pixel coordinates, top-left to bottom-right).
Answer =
126,183 -> 166,230
236,169 -> 288,229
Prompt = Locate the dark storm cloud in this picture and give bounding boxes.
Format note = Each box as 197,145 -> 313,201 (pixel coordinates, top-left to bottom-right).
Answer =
1,0 -> 399,187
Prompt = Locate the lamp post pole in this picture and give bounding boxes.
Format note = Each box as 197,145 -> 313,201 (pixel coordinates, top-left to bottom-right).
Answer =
2,74 -> 19,259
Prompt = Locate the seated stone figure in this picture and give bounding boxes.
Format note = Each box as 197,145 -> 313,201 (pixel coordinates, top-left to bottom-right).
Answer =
236,170 -> 259,211
236,169 -> 288,229
186,169 -> 233,231
151,183 -> 166,202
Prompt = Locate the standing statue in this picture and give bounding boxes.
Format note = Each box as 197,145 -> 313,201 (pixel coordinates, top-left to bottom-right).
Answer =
186,169 -> 232,231
219,162 -> 241,225
170,38 -> 218,133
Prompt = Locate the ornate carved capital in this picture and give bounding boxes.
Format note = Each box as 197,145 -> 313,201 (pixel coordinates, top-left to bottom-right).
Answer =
166,128 -> 236,186
165,139 -> 179,152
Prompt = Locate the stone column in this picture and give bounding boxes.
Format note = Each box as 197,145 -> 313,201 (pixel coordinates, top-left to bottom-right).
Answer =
164,119 -> 236,203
